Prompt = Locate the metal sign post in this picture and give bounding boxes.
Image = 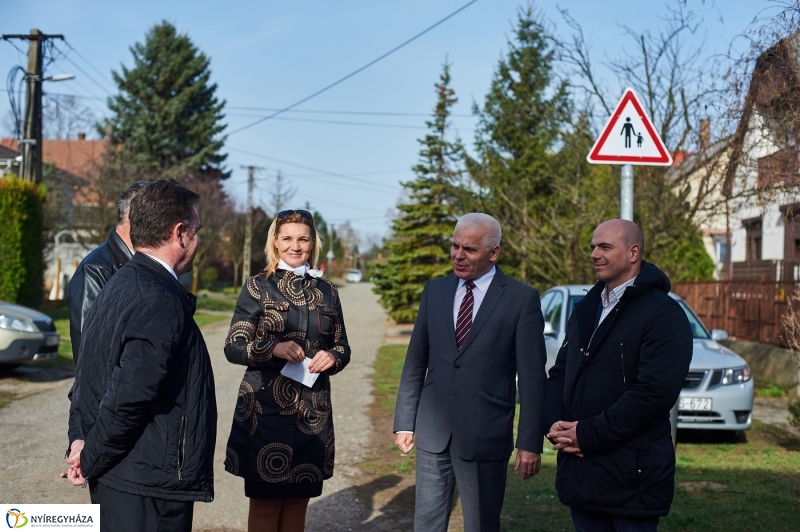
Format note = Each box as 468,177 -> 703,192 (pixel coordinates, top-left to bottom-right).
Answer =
620,164 -> 634,221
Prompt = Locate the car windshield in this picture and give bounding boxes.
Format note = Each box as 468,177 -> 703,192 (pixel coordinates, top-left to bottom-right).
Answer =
676,300 -> 711,339
564,294 -> 711,339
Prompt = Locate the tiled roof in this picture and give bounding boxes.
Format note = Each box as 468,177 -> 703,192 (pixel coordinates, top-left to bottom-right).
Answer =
0,137 -> 108,179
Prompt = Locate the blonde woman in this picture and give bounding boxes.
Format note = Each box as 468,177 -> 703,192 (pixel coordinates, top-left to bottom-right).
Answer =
224,209 -> 350,532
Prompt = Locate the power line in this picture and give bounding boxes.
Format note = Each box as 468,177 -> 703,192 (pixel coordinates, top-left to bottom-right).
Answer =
227,113 -> 429,130
227,105 -> 474,118
228,148 -> 401,193
53,46 -> 111,96
227,0 -> 480,135
62,40 -> 115,89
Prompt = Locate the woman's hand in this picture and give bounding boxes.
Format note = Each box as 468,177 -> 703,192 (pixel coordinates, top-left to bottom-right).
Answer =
308,350 -> 336,373
273,341 -> 305,364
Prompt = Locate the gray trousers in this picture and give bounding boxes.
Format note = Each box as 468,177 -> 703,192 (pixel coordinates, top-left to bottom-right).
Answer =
414,443 -> 508,532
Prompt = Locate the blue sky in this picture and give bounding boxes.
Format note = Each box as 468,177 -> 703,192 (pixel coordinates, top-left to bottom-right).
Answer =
1,1 -> 769,241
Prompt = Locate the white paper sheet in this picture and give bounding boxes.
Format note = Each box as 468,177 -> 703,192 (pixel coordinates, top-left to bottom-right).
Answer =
280,357 -> 320,388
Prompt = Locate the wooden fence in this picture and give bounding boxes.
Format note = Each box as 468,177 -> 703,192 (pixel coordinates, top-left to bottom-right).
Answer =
672,280 -> 800,347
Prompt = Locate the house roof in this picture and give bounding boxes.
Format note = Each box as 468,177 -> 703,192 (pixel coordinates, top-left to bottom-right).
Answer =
0,137 -> 108,179
0,143 -> 19,160
723,31 -> 800,195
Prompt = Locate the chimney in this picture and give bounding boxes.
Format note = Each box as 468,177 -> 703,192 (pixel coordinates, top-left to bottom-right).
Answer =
699,119 -> 710,152
77,132 -> 86,141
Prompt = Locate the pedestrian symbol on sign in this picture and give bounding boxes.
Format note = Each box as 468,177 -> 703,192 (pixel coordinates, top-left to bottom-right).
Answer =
620,117 -> 638,148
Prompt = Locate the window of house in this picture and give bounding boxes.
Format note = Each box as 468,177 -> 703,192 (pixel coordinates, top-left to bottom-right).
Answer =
744,218 -> 763,261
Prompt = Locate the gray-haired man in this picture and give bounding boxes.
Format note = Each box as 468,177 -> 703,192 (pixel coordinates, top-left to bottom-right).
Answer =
393,213 -> 548,532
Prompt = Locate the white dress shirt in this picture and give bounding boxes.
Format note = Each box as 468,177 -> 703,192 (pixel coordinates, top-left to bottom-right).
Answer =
141,253 -> 178,280
452,265 -> 496,327
598,277 -> 636,325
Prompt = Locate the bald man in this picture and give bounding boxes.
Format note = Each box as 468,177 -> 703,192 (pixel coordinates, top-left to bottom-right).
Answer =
541,219 -> 692,531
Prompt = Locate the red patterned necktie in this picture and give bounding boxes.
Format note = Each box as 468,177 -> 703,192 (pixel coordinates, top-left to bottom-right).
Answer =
455,280 -> 476,348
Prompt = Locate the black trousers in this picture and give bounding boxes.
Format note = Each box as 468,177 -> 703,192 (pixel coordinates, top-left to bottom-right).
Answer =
570,507 -> 659,532
89,481 -> 194,532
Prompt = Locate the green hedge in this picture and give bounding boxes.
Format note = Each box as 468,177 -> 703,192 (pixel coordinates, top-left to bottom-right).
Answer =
0,174 -> 46,307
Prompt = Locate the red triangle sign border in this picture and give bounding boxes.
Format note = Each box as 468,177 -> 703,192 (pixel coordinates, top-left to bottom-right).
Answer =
587,88 -> 673,166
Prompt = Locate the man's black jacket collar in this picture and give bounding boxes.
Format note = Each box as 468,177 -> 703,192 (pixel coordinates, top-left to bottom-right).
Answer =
106,229 -> 133,269
132,253 -> 197,315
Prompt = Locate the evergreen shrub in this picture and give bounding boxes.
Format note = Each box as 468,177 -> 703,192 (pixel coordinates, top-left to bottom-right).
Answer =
0,174 -> 46,307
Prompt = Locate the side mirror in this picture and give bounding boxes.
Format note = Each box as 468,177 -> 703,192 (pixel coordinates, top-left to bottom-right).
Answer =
711,329 -> 729,342
543,321 -> 555,336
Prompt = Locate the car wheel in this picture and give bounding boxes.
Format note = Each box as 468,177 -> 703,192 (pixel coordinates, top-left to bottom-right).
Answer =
0,364 -> 20,373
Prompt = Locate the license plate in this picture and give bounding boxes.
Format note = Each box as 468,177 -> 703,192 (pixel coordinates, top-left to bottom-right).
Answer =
679,397 -> 712,411
45,335 -> 60,346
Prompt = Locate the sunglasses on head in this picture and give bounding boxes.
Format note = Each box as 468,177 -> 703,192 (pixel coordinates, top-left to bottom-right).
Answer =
277,209 -> 312,220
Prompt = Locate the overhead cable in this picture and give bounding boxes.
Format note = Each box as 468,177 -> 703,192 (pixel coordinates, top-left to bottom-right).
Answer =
227,0 -> 480,136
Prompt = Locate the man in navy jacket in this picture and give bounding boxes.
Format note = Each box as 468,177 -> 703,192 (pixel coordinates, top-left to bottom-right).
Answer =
542,219 -> 692,531
67,180 -> 216,532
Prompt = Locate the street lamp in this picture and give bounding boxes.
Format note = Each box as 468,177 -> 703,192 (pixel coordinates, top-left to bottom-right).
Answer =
44,73 -> 75,82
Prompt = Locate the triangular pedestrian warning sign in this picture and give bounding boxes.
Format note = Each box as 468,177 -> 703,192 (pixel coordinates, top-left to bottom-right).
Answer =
587,88 -> 673,166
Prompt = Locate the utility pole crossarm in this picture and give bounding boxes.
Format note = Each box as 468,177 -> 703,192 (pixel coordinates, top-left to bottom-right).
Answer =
2,34 -> 64,40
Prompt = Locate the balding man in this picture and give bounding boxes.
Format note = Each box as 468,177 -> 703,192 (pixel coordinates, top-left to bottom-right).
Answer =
394,213 -> 547,532
542,219 -> 692,531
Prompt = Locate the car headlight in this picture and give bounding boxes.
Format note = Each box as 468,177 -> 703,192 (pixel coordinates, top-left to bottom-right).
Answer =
721,365 -> 752,386
0,315 -> 36,333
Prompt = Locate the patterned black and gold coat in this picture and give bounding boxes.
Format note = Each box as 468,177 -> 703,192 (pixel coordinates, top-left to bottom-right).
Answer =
224,269 -> 350,486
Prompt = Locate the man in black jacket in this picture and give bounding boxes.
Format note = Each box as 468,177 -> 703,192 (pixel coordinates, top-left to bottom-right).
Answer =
64,181 -> 150,467
542,219 -> 692,531
67,180 -> 151,364
67,180 -> 216,532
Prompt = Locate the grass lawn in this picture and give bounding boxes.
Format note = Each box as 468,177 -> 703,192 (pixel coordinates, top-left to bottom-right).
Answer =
373,345 -> 800,532
193,313 -> 231,328
195,296 -> 237,313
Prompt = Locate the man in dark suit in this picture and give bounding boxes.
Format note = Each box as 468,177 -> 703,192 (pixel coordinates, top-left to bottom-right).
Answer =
393,213 -> 547,532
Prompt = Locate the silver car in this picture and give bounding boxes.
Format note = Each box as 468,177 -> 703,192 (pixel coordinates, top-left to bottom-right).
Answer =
0,301 -> 60,368
539,285 -> 754,433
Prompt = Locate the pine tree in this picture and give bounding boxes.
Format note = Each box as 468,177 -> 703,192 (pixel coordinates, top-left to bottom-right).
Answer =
104,21 -> 228,178
467,7 -> 574,287
371,62 -> 465,323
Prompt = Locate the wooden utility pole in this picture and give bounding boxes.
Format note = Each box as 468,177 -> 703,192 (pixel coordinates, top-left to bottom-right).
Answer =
2,29 -> 65,182
243,166 -> 254,281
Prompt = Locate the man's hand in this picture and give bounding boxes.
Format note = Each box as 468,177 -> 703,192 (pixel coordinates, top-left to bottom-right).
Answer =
547,420 -> 583,457
395,432 -> 414,454
61,440 -> 85,486
514,449 -> 541,480
308,351 -> 335,373
273,341 -> 305,364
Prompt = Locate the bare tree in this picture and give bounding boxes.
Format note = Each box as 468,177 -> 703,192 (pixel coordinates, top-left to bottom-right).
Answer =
43,94 -> 97,139
558,2 -> 732,223
268,169 -> 296,216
